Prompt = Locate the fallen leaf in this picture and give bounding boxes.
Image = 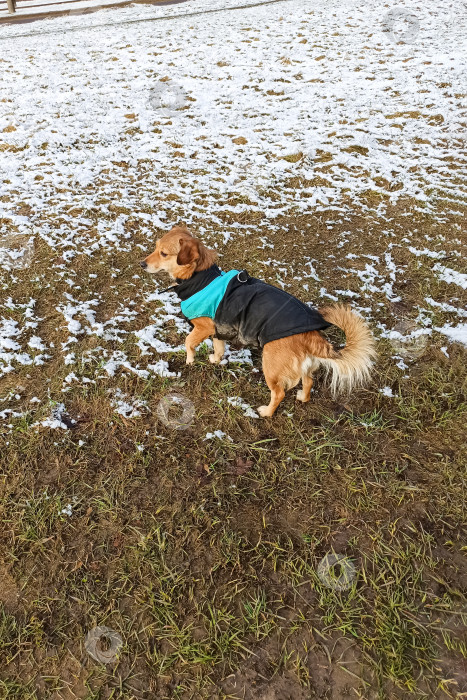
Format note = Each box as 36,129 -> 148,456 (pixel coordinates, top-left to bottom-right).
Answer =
232,457 -> 253,475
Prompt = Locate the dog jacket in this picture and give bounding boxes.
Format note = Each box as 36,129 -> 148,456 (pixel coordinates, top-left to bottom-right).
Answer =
172,265 -> 331,348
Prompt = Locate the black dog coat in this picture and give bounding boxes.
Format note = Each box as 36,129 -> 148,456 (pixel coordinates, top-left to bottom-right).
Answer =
169,265 -> 331,348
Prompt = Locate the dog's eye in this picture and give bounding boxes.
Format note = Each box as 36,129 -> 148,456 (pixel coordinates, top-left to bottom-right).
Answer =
160,251 -> 168,258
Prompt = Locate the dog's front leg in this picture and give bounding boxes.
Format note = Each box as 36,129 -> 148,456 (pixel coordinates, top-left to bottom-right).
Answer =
185,317 -> 216,364
209,337 -> 225,364
185,329 -> 205,364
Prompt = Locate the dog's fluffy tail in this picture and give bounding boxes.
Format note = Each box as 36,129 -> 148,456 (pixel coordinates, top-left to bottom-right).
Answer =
314,305 -> 376,396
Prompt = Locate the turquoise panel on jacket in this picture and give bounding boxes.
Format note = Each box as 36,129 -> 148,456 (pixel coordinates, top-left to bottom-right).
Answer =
180,269 -> 240,320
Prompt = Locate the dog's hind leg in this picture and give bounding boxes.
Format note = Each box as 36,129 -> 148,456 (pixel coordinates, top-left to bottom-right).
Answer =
296,374 -> 313,403
258,336 -> 312,416
257,379 -> 285,418
296,357 -> 319,403
258,342 -> 295,417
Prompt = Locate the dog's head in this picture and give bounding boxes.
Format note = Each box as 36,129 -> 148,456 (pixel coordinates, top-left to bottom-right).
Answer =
140,225 -> 217,280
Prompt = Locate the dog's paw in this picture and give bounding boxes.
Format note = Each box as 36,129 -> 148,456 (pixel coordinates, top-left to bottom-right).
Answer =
186,356 -> 195,365
257,405 -> 272,418
209,353 -> 220,364
296,390 -> 309,403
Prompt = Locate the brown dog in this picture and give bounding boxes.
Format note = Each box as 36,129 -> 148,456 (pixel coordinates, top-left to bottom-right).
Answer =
141,225 -> 376,417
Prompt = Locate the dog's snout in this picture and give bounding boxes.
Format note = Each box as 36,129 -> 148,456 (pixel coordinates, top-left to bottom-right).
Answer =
140,261 -> 148,269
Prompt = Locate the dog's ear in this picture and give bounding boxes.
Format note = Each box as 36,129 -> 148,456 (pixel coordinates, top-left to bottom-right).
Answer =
177,237 -> 200,266
176,224 -> 192,236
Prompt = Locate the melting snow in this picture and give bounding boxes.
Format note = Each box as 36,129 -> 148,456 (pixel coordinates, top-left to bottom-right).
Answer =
109,388 -> 147,418
227,396 -> 259,419
435,324 -> 467,346
433,264 -> 467,290
0,0 -> 466,426
204,430 -> 233,441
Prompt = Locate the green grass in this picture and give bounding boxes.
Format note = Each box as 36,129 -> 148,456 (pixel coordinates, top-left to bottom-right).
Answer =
1,194 -> 467,699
